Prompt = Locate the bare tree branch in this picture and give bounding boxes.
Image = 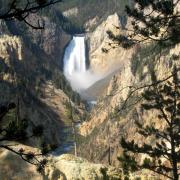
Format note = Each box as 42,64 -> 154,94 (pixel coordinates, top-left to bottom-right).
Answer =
0,0 -> 62,29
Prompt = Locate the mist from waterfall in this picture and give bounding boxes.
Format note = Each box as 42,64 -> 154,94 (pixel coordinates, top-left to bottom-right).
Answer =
63,36 -> 102,92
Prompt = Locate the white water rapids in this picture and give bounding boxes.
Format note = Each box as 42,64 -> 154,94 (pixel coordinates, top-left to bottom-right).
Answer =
63,36 -> 102,92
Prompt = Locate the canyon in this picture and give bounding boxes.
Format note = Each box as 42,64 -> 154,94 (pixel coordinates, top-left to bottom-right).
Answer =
0,1 -> 179,180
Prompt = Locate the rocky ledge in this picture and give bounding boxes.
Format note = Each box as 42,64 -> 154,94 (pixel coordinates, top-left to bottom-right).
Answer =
0,145 -> 121,180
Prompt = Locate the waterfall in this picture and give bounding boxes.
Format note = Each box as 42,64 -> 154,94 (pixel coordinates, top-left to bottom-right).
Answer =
64,36 -> 86,76
63,36 -> 102,92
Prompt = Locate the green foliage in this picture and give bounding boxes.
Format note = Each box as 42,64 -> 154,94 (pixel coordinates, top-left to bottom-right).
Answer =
32,125 -> 44,137
64,100 -> 72,120
64,99 -> 82,124
125,0 -> 180,45
41,8 -> 85,34
0,102 -> 51,172
0,104 -> 45,143
105,0 -> 180,52
0,0 -> 62,29
36,0 -> 47,6
106,30 -> 135,49
0,58 -> 8,74
41,142 -> 57,155
100,167 -> 109,180
119,68 -> 180,180
41,0 -> 129,34
5,119 -> 28,141
118,152 -> 138,177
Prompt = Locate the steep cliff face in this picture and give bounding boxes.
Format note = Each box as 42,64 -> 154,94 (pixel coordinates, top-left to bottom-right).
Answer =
0,15 -> 77,146
87,13 -> 134,76
0,35 -> 63,145
0,34 -> 24,87
78,43 -> 180,168
83,13 -> 136,99
1,13 -> 71,68
24,14 -> 71,67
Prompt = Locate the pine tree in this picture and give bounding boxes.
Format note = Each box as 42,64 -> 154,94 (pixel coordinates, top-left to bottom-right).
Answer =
119,68 -> 180,180
105,0 -> 180,51
0,102 -> 52,173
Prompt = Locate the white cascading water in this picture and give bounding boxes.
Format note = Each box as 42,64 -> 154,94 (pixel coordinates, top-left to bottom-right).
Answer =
64,36 -> 86,76
63,36 -> 102,92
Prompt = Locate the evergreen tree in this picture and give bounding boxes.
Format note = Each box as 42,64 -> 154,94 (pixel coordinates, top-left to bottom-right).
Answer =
0,102 -> 53,173
119,68 -> 180,180
105,0 -> 180,50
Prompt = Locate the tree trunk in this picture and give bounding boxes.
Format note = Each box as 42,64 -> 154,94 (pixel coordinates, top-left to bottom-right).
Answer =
170,126 -> 178,180
108,145 -> 111,165
16,96 -> 20,125
172,160 -> 178,180
72,122 -> 77,157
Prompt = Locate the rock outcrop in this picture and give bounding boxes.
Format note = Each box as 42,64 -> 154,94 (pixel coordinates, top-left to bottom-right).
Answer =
0,35 -> 22,62
63,7 -> 79,17
47,154 -> 122,180
0,145 -> 159,180
0,146 -> 122,180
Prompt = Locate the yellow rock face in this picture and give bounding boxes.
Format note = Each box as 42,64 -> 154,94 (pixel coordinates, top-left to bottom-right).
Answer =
46,154 -> 122,180
88,13 -> 135,76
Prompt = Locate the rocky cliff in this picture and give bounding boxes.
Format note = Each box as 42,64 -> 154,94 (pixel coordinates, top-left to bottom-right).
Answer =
0,34 -> 64,145
2,13 -> 71,67
82,13 -> 136,99
78,41 -> 180,170
0,14 -> 81,147
87,13 -> 134,75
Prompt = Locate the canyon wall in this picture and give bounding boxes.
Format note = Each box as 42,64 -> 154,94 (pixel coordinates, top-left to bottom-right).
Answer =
78,40 -> 180,169
0,15 -> 75,146
0,3 -> 179,179
0,34 -> 64,145
87,13 -> 134,75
